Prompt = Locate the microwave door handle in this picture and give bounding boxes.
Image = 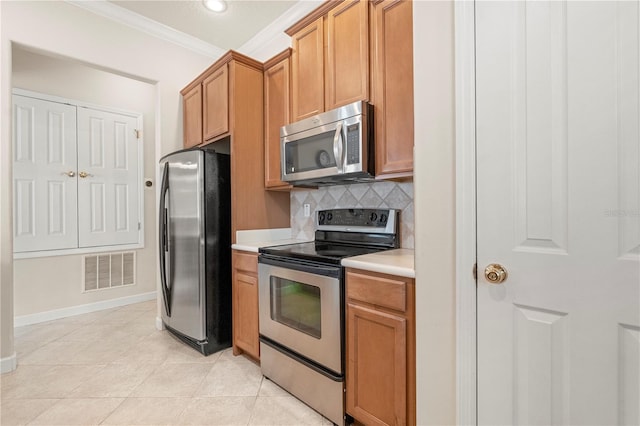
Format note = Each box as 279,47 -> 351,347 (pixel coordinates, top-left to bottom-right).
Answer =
332,122 -> 344,172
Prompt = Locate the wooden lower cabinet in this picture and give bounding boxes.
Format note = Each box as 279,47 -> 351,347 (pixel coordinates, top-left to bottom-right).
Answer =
232,250 -> 260,361
346,268 -> 415,426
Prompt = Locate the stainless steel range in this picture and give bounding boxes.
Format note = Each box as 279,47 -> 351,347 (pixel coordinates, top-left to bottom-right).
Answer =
258,208 -> 399,425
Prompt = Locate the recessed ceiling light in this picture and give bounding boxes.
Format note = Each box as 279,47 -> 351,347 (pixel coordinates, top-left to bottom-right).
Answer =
203,0 -> 227,13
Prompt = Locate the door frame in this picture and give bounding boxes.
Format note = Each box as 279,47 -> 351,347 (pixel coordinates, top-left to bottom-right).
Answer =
454,1 -> 477,425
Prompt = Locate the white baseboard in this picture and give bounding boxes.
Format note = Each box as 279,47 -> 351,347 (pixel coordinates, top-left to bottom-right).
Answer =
155,316 -> 165,331
14,291 -> 157,327
1,352 -> 17,374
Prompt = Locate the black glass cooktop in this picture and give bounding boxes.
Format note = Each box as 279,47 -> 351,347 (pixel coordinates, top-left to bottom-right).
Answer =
259,241 -> 390,265
259,208 -> 400,265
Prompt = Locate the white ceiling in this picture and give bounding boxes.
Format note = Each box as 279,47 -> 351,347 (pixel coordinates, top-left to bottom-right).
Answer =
108,0 -> 298,51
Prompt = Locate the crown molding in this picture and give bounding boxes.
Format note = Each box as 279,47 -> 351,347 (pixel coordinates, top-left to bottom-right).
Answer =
238,0 -> 324,61
66,0 -> 226,59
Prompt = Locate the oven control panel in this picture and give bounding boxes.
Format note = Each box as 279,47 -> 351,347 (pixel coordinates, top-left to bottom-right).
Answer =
316,208 -> 398,233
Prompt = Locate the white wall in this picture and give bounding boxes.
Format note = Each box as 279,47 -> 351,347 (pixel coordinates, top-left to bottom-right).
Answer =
12,47 -> 158,317
413,1 -> 456,425
0,0 -> 214,369
0,3 -> 17,373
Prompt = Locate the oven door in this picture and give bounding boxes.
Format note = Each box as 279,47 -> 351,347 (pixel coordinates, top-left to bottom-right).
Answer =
258,256 -> 342,375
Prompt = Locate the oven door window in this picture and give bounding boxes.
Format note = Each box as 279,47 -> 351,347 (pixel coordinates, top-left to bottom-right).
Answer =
270,277 -> 321,339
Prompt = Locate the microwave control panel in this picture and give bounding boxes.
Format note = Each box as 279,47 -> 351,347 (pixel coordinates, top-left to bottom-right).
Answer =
346,123 -> 360,165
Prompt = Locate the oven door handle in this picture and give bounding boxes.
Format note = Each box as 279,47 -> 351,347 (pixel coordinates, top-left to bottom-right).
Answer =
258,255 -> 341,278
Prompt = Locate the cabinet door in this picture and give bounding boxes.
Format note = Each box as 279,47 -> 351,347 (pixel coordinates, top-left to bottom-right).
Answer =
264,56 -> 291,189
12,95 -> 78,253
182,84 -> 202,148
291,17 -> 325,121
347,303 -> 407,426
203,64 -> 229,141
326,0 -> 369,109
372,0 -> 414,178
232,251 -> 260,360
77,108 -> 140,248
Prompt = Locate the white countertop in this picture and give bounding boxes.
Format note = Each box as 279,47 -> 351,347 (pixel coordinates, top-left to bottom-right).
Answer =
232,229 -> 415,278
232,228 -> 310,253
341,248 -> 415,278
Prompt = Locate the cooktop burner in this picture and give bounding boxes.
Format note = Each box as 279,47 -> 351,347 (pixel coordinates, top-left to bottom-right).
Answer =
259,208 -> 400,265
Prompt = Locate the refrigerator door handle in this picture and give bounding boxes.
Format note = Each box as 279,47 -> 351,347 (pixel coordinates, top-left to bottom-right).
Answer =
159,162 -> 172,317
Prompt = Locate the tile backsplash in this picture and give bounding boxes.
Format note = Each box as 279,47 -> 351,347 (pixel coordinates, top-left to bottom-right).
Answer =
290,181 -> 414,248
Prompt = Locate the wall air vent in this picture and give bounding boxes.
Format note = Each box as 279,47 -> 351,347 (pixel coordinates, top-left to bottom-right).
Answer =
83,252 -> 135,292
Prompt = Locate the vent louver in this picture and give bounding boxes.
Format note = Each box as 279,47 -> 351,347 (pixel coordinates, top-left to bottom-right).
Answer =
83,252 -> 135,292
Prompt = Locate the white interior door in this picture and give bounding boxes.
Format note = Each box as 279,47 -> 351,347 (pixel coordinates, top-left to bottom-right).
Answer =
12,95 -> 78,252
477,1 -> 640,425
77,107 -> 140,248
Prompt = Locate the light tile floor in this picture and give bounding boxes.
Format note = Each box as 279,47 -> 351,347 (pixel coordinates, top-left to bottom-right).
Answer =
1,300 -> 333,425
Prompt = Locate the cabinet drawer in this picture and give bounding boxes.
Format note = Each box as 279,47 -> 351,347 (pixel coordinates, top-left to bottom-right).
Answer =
233,251 -> 258,274
346,269 -> 407,313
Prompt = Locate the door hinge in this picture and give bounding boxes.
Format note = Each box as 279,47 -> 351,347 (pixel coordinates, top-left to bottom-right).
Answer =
138,222 -> 141,230
472,263 -> 477,281
135,129 -> 142,139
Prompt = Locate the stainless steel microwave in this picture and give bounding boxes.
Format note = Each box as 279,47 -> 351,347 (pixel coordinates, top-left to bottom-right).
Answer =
280,101 -> 373,186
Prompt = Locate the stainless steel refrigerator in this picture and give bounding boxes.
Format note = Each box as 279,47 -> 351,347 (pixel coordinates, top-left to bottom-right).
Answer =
158,147 -> 231,355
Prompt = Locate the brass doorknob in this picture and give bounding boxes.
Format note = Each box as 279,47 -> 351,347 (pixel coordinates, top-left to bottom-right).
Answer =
484,263 -> 508,284
78,171 -> 92,178
63,171 -> 75,177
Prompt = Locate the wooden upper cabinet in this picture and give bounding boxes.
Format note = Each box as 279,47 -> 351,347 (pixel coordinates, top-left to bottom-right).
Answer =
326,0 -> 369,110
371,0 -> 414,178
290,17 -> 325,122
264,49 -> 292,189
202,64 -> 229,142
181,51 -> 290,240
182,84 -> 202,149
289,0 -> 369,122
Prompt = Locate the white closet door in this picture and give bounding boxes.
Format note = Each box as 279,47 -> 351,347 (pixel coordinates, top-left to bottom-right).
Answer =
476,2 -> 640,425
77,107 -> 139,248
12,95 -> 78,252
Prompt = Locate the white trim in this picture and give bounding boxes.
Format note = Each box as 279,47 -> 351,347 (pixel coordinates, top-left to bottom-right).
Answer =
155,316 -> 165,331
154,83 -> 163,333
455,1 -> 477,425
65,0 -> 225,59
14,243 -> 144,260
13,88 -> 142,118
0,352 -> 17,374
13,291 -> 156,327
238,0 -> 324,61
136,113 -> 145,249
